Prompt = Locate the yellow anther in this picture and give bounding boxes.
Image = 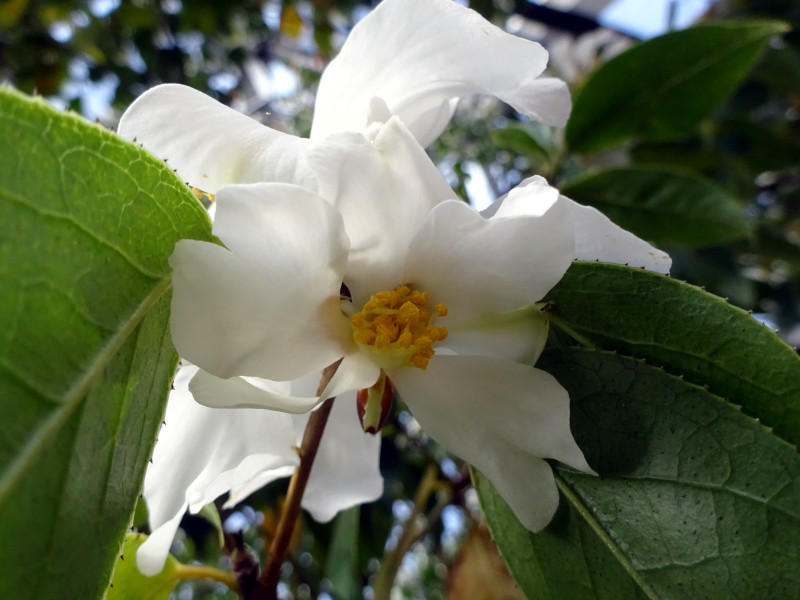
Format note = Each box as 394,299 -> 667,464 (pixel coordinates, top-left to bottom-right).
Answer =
351,285 -> 449,370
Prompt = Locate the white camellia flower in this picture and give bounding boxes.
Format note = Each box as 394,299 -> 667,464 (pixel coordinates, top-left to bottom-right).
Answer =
121,0 -> 574,575
117,0 -> 570,196
155,116 -> 670,572
120,0 -> 669,576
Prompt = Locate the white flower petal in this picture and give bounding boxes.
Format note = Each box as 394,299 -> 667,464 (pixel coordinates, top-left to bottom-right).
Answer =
403,183 -> 573,321
220,394 -> 383,522
189,352 -> 379,414
517,78 -> 572,128
138,365 -> 299,575
391,355 -> 592,531
562,195 -> 672,274
222,464 -> 298,510
477,450 -> 563,532
311,0 -> 569,145
490,177 -> 672,274
303,393 -> 384,522
309,118 -> 456,303
221,372 -> 319,505
118,83 -> 315,193
189,369 -> 321,413
138,502 -> 187,576
169,183 -> 352,381
443,308 -> 549,365
320,353 -> 382,401
483,175 -> 560,218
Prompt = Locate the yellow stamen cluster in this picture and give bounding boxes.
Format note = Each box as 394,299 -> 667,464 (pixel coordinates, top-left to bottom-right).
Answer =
351,285 -> 448,370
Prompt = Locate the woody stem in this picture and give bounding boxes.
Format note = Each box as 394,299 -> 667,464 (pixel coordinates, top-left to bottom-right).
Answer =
249,360 -> 341,600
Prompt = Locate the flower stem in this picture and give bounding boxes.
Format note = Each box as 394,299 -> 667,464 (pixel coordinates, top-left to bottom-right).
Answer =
372,464 -> 440,600
249,360 -> 341,600
547,313 -> 597,349
175,564 -> 240,593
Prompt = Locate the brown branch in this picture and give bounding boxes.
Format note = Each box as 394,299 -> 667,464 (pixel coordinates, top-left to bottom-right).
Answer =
248,360 -> 341,600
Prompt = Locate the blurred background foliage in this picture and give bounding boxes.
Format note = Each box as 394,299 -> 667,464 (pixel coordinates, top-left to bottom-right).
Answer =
3,0 -> 799,598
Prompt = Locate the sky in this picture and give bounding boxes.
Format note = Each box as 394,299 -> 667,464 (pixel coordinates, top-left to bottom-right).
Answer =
599,0 -> 716,38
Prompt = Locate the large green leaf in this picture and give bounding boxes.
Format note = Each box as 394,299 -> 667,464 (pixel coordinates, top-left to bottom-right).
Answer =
0,88 -> 212,598
476,348 -> 800,599
560,168 -> 751,247
565,21 -> 788,153
544,262 -> 800,448
325,506 -> 361,599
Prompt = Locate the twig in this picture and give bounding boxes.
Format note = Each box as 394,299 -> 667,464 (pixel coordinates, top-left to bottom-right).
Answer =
248,360 -> 341,599
175,563 -> 241,593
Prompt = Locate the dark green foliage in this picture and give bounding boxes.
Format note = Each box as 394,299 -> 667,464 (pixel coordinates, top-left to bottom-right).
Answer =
565,21 -> 788,152
476,347 -> 800,600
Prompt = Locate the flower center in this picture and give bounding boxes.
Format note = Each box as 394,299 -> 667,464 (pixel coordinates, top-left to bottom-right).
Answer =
351,285 -> 448,370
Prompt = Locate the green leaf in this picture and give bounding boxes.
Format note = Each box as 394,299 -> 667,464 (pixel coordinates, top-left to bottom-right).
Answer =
473,466 -> 649,600
325,506 -> 361,600
565,21 -> 788,153
0,88 -> 212,599
106,534 -> 179,600
197,502 -> 225,549
544,262 -> 800,448
476,348 -> 800,599
560,167 -> 750,247
629,139 -> 720,173
491,126 -> 550,160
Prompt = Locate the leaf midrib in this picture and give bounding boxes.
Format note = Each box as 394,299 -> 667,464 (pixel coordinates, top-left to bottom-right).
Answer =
0,187 -> 162,280
555,474 -> 661,600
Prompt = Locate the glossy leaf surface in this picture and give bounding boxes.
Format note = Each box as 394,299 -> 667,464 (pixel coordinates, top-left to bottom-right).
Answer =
544,262 -> 800,448
477,348 -> 800,599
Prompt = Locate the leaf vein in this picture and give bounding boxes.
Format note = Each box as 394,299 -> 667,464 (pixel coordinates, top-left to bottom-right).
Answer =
0,188 -> 163,280
0,276 -> 172,505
